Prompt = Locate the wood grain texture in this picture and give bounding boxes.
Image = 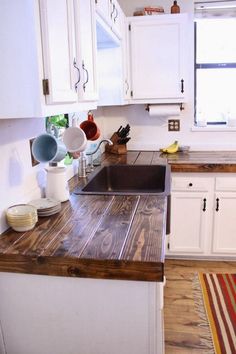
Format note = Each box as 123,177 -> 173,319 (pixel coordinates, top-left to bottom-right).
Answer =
2,150 -> 236,281
164,259 -> 236,353
121,196 -> 166,264
81,196 -> 139,260
0,151 -> 168,281
167,151 -> 236,172
134,151 -> 154,165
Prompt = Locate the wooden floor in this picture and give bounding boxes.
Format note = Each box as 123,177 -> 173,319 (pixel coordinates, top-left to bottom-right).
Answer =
164,259 -> 236,354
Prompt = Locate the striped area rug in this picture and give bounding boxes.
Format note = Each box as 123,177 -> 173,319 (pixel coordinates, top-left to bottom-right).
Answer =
194,273 -> 236,354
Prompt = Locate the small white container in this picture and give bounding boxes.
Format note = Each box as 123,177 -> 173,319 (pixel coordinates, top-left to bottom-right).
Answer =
45,167 -> 69,202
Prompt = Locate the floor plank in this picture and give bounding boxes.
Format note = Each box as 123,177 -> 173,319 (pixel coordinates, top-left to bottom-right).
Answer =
164,259 -> 236,353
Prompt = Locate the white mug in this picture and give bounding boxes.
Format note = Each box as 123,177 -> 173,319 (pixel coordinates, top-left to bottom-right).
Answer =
45,167 -> 69,202
63,127 -> 87,155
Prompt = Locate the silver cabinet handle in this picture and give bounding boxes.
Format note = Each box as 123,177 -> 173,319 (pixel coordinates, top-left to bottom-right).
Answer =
114,7 -> 118,22
111,2 -> 115,19
73,58 -> 80,92
82,61 -> 89,92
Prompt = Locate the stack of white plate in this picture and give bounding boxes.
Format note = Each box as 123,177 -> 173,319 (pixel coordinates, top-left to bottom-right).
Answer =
6,204 -> 38,232
29,198 -> 61,217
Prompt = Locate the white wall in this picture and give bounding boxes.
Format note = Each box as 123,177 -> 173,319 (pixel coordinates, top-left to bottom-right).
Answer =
101,0 -> 236,151
0,110 -> 104,235
0,119 -> 45,233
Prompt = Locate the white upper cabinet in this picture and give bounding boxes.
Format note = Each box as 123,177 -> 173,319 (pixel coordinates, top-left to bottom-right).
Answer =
73,0 -> 98,102
95,0 -> 111,26
128,14 -> 187,104
0,0 -> 97,119
110,0 -> 123,39
122,17 -> 131,101
95,0 -> 123,40
96,0 -> 126,106
40,0 -> 78,104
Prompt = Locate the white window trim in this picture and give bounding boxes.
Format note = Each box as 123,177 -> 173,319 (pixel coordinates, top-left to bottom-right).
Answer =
191,125 -> 236,132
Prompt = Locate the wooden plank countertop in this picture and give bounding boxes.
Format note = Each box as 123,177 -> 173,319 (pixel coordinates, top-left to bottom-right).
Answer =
1,150 -> 236,282
166,151 -> 236,172
0,151 -> 167,282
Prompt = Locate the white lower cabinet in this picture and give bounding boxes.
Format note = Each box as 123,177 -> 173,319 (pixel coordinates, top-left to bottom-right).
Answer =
212,191 -> 236,254
0,272 -> 164,354
167,173 -> 236,258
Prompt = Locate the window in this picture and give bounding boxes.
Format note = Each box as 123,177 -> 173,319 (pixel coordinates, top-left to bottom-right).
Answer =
194,1 -> 236,126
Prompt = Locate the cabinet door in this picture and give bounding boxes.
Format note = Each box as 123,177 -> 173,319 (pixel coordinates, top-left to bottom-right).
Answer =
212,193 -> 236,254
110,0 -> 122,39
40,0 -> 77,104
95,0 -> 111,26
122,18 -> 131,100
74,0 -> 98,102
129,14 -> 187,101
168,192 -> 210,254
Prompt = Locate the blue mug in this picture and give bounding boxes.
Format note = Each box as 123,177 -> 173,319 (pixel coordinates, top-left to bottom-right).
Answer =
32,133 -> 67,163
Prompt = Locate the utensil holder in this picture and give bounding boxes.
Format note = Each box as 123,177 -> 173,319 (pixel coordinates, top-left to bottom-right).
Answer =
105,133 -> 127,155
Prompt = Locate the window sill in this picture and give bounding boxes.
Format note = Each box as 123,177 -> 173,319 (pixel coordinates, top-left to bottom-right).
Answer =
191,125 -> 236,132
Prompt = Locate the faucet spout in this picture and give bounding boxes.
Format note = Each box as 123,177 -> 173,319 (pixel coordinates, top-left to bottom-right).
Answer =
86,139 -> 113,156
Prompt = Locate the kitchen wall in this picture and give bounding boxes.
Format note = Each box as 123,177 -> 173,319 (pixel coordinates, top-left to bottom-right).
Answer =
100,0 -> 236,151
0,111 -> 104,234
0,119 -> 44,233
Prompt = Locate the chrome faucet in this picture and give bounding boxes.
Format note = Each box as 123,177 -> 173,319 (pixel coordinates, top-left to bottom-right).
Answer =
86,139 -> 113,156
78,139 -> 113,177
86,139 -> 113,172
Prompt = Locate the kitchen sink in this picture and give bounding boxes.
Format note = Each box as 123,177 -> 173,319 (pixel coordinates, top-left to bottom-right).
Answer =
73,164 -> 171,196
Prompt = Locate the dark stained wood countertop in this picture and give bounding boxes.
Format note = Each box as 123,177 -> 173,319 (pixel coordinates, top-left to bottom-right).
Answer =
1,150 -> 236,282
0,151 -> 167,282
166,151 -> 236,172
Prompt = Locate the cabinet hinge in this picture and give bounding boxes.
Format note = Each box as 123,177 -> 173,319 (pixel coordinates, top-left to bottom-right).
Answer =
129,24 -> 131,31
42,79 -> 50,95
130,90 -> 133,97
167,242 -> 170,250
95,0 -> 97,4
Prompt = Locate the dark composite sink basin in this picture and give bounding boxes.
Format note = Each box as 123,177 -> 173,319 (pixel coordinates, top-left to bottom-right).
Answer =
73,164 -> 171,196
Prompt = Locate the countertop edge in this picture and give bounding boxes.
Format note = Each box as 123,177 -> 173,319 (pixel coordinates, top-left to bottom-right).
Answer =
0,254 -> 164,282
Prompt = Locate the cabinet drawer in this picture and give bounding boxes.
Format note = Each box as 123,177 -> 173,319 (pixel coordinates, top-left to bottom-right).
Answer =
215,177 -> 236,191
172,177 -> 213,191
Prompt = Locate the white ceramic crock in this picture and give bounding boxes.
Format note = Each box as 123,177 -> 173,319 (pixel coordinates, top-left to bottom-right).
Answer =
45,167 -> 69,202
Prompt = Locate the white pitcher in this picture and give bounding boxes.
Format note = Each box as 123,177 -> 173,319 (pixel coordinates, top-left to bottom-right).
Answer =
45,167 -> 69,202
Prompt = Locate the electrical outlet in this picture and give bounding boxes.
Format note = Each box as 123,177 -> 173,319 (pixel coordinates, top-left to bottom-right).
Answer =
29,138 -> 39,167
168,119 -> 180,131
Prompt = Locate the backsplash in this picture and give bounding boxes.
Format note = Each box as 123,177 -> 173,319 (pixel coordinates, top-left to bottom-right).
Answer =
0,118 -> 45,233
0,110 -> 105,235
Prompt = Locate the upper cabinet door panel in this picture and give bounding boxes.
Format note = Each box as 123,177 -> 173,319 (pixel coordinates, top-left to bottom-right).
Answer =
129,14 -> 187,101
40,0 -> 77,104
74,0 -> 98,102
110,0 -> 122,39
95,0 -> 111,25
